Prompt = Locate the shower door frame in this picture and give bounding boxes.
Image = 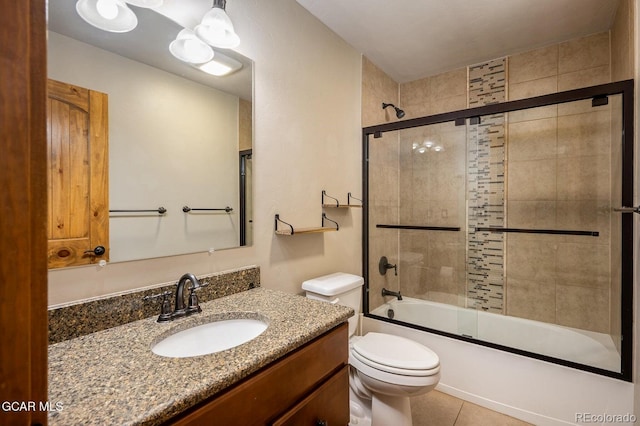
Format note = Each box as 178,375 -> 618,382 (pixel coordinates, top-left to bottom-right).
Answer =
362,79 -> 634,382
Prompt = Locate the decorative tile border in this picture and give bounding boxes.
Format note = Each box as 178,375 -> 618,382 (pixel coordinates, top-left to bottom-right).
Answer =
48,266 -> 260,344
467,58 -> 506,313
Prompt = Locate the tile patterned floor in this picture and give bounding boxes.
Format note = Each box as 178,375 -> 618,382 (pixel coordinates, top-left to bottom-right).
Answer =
411,390 -> 534,426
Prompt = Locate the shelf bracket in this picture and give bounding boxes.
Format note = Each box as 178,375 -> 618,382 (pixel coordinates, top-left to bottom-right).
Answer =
347,192 -> 362,207
322,190 -> 340,207
275,214 -> 295,235
322,213 -> 339,231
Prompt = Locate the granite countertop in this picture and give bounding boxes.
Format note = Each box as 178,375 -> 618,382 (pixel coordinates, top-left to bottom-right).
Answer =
48,288 -> 353,426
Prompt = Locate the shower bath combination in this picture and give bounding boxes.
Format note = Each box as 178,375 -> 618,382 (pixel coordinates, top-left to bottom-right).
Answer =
364,80 -> 634,382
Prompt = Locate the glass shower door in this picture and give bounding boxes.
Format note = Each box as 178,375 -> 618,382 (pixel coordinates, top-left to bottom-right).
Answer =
364,81 -> 633,379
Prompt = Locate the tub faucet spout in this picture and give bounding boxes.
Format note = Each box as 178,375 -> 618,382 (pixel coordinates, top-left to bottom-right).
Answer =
381,288 -> 403,301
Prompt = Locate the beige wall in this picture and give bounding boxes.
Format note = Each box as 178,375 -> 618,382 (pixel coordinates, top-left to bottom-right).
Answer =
48,0 -> 363,305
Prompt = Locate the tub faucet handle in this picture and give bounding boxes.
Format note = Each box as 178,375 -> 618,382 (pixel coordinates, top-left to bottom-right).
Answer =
379,256 -> 397,276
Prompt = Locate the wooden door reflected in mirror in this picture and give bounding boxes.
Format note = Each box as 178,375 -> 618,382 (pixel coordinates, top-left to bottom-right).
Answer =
47,79 -> 109,268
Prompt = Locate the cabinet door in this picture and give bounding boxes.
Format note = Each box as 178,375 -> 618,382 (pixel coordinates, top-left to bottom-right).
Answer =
272,365 -> 349,426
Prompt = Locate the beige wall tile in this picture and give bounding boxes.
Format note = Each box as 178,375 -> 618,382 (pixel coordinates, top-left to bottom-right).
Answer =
507,201 -> 557,230
556,284 -> 609,333
611,0 -> 635,81
508,117 -> 557,161
508,159 -> 556,201
556,155 -> 610,201
558,32 -> 609,74
400,77 -> 430,107
556,243 -> 610,288
557,110 -> 611,157
362,56 -> 399,127
509,76 -> 557,100
506,278 -> 556,323
430,68 -> 467,99
509,45 -> 558,84
431,94 -> 467,114
506,234 -> 557,283
558,65 -> 611,91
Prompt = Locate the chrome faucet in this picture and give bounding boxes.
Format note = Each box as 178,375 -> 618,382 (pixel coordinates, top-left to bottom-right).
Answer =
381,288 -> 403,301
173,273 -> 202,318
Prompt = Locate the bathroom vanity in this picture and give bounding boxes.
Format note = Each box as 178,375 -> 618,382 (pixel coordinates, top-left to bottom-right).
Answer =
169,324 -> 348,425
47,288 -> 352,425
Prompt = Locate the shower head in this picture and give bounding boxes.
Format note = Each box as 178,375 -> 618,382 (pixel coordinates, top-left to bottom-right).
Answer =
382,102 -> 405,119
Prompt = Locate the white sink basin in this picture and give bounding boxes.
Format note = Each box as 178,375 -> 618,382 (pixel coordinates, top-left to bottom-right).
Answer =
152,318 -> 268,358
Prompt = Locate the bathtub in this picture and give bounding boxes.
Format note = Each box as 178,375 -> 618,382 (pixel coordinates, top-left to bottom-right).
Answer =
370,297 -> 621,373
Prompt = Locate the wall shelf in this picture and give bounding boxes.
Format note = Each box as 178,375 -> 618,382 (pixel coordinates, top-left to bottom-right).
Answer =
274,213 -> 339,236
321,191 -> 363,208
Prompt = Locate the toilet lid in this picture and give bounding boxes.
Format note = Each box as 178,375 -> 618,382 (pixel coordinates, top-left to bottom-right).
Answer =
352,333 -> 439,371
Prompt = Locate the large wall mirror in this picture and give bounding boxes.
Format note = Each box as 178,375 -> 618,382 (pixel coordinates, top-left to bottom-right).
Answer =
47,0 -> 253,268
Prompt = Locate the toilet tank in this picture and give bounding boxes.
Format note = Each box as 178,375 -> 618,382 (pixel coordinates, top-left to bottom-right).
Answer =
302,272 -> 364,337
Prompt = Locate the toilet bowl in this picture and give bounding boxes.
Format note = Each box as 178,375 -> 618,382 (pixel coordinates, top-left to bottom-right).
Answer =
302,273 -> 440,426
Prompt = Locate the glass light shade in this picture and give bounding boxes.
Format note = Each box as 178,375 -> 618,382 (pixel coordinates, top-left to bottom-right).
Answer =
169,29 -> 214,64
76,0 -> 138,33
194,7 -> 240,49
197,52 -> 243,76
124,0 -> 163,7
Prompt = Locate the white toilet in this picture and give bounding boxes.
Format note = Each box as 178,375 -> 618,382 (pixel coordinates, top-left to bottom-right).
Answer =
303,272 -> 440,426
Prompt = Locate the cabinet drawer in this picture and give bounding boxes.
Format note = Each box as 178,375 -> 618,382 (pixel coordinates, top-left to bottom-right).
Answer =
168,323 -> 348,426
272,365 -> 349,426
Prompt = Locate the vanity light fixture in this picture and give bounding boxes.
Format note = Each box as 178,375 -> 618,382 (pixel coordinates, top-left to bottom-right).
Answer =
169,29 -> 214,64
75,0 -> 163,33
76,0 -> 138,32
194,0 -> 241,49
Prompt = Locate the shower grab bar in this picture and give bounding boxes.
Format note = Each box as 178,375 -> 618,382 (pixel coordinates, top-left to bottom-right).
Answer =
474,227 -> 599,237
109,207 -> 167,215
182,206 -> 233,213
376,224 -> 461,232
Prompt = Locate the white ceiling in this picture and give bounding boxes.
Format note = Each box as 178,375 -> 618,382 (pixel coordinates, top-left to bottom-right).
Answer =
296,0 -> 621,83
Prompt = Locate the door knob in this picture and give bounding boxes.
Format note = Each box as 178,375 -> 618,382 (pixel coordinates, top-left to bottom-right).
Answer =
84,245 -> 106,256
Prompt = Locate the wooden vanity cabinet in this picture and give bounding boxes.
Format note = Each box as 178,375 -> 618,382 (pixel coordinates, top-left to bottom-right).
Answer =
167,323 -> 349,426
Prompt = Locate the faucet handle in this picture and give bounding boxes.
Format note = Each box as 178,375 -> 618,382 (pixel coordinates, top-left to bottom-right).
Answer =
143,291 -> 173,322
186,286 -> 203,314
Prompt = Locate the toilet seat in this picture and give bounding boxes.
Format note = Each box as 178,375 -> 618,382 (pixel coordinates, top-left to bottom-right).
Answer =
352,333 -> 439,373
351,350 -> 440,377
349,333 -> 440,387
